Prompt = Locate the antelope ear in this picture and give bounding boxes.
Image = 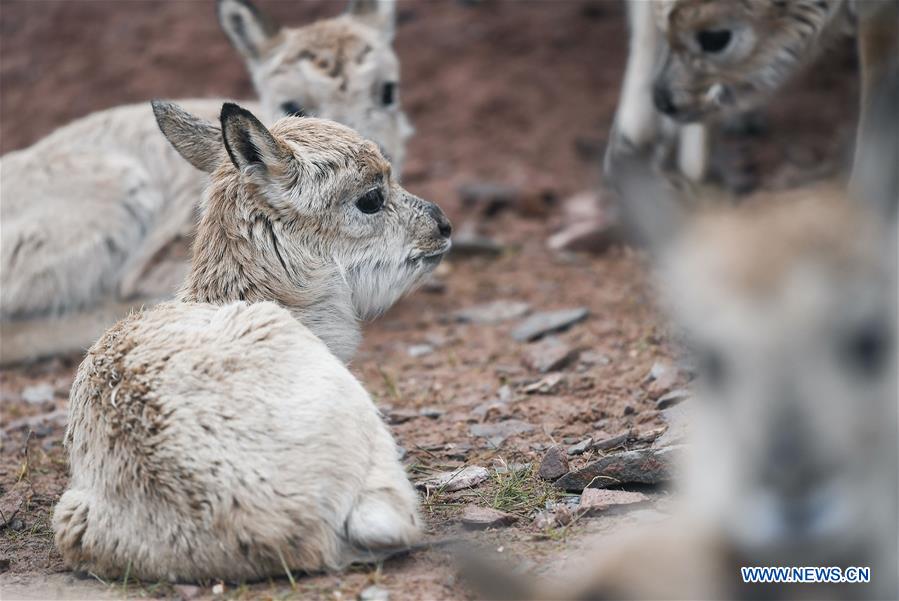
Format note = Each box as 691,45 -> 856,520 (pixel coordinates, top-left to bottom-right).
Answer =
219,103 -> 291,173
152,100 -> 222,173
604,137 -> 687,256
217,0 -> 281,61
347,0 -> 396,42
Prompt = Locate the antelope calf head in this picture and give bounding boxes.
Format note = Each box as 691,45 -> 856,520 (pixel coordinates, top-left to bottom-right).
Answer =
218,0 -> 412,172
153,100 -> 451,361
647,0 -> 847,121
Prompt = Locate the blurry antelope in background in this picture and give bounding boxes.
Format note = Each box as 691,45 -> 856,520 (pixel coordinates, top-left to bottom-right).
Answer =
0,0 -> 410,365
608,0 -> 898,189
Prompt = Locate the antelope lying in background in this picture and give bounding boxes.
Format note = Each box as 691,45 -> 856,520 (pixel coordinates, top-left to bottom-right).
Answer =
53,100 -> 451,582
0,0 -> 410,365
608,0 -> 897,187
552,65 -> 898,601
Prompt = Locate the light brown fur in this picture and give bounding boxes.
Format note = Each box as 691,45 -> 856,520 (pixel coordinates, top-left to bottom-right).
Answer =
53,102 -> 451,582
581,68 -> 898,599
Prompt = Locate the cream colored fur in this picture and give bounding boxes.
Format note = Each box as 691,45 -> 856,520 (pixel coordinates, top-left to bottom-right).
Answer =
588,74 -> 898,599
52,102 -> 451,582
543,189 -> 898,600
0,0 -> 409,365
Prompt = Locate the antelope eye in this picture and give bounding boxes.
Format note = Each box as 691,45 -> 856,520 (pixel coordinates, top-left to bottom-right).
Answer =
281,101 -> 305,117
843,322 -> 890,377
355,188 -> 385,214
381,82 -> 396,106
696,29 -> 732,53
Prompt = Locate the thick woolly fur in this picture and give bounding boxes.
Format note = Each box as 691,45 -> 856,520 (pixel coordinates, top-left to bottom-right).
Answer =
55,301 -> 419,582
598,97 -> 899,595
0,0 -> 409,364
52,104 -> 450,582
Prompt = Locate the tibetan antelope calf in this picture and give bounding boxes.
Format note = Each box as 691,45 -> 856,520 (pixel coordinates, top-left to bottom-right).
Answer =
555,70 -> 898,601
609,0 -> 898,186
0,0 -> 410,365
52,101 -> 451,582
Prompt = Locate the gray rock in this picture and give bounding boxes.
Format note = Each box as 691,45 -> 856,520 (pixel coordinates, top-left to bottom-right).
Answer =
554,446 -> 682,492
21,384 -> 54,405
459,505 -> 518,530
386,408 -> 418,424
592,432 -> 635,451
579,350 -> 611,366
417,466 -> 490,493
359,585 -> 390,601
458,181 -> 519,216
522,337 -> 580,373
577,488 -> 649,516
470,400 -> 510,422
470,420 -> 535,447
407,344 -> 434,358
521,373 -> 566,395
455,300 -> 531,325
657,388 -> 691,409
547,219 -> 619,254
538,445 -> 569,480
419,406 -> 444,419
450,230 -> 505,258
567,437 -> 593,456
512,308 -> 589,342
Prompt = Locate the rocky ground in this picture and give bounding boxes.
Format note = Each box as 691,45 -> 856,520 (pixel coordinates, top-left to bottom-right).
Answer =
0,1 -> 858,599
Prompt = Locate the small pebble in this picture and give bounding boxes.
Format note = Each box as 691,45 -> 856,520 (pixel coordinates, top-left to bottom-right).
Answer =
359,585 -> 389,601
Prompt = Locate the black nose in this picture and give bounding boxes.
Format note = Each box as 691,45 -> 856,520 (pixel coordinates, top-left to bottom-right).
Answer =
653,83 -> 678,116
425,202 -> 452,238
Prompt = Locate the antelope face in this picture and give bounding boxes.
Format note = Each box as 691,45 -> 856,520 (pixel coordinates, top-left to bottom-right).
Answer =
218,0 -> 413,174
154,101 -> 451,324
665,195 -> 897,564
650,0 -> 838,121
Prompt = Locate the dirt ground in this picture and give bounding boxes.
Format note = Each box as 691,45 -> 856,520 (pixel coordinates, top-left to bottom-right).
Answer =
0,1 -> 859,599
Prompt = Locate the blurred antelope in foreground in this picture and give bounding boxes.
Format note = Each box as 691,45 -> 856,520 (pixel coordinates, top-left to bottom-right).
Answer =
0,0 -> 410,365
52,100 -> 451,582
609,0 -> 898,187
474,62 -> 898,601
580,60 -> 898,601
